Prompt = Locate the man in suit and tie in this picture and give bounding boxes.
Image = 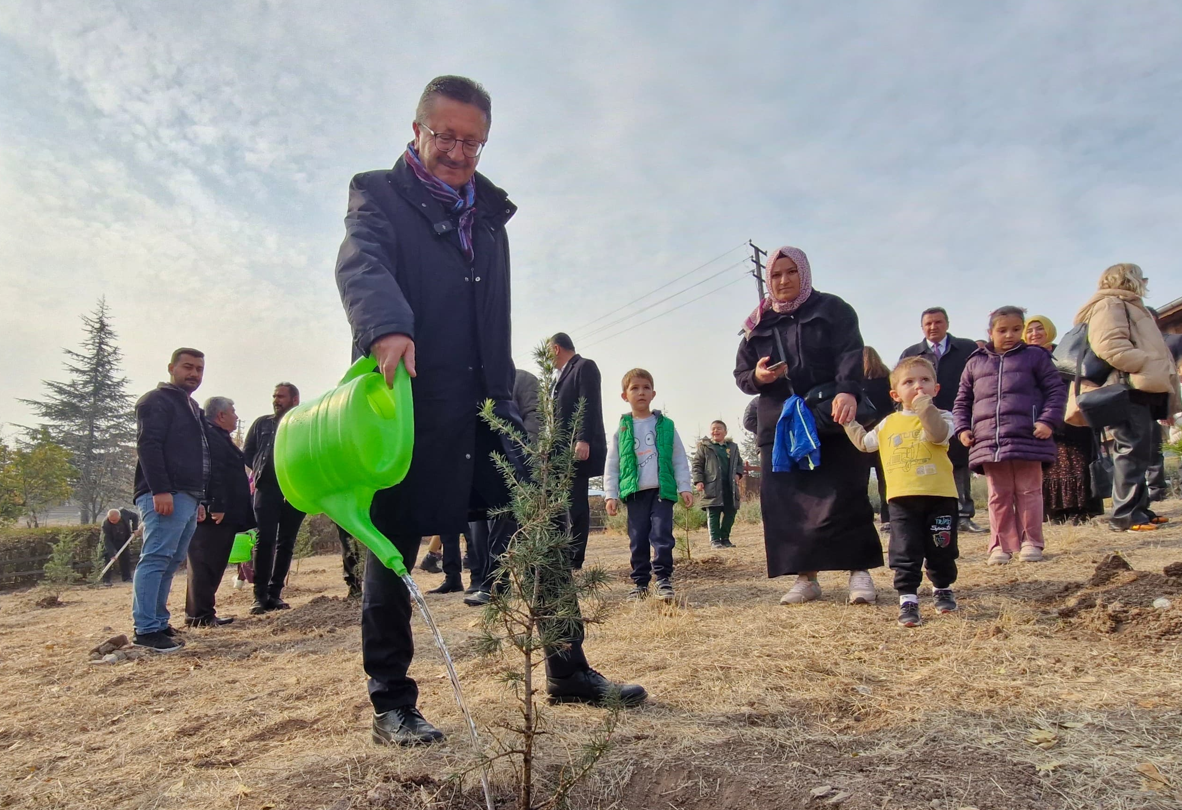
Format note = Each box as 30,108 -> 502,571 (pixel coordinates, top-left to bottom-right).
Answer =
551,333 -> 607,569
899,307 -> 986,534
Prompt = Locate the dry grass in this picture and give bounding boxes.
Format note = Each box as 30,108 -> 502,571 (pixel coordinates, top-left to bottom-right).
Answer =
2,501 -> 1182,810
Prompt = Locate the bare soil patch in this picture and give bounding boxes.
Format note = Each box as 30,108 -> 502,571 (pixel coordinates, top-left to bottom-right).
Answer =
2,502 -> 1182,809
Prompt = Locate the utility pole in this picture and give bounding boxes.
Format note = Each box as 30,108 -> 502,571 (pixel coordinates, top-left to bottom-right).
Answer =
748,240 -> 767,300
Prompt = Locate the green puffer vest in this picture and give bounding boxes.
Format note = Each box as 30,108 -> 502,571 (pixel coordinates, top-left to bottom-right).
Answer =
617,412 -> 679,502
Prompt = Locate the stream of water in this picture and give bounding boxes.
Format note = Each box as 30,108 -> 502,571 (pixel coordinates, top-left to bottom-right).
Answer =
403,574 -> 495,810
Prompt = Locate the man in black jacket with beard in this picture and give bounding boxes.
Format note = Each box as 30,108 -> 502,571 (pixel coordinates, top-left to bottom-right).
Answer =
243,383 -> 306,614
334,74 -> 645,747
899,307 -> 986,534
550,333 -> 607,569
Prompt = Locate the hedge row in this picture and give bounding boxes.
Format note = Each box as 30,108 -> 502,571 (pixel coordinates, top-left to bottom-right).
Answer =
0,525 -> 128,589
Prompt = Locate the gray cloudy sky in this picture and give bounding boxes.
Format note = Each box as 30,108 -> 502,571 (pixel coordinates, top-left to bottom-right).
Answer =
2,1 -> 1179,443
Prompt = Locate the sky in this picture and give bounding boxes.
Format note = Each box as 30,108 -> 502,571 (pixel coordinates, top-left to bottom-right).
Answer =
2,0 -> 1180,446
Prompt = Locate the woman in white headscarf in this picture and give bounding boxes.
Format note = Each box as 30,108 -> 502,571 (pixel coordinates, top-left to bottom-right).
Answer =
734,247 -> 882,606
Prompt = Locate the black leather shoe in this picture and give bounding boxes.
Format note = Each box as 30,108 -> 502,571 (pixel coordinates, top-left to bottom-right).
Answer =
268,597 -> 291,610
547,668 -> 647,707
213,616 -> 235,626
428,577 -> 464,595
958,518 -> 986,534
372,706 -> 445,746
250,600 -> 269,615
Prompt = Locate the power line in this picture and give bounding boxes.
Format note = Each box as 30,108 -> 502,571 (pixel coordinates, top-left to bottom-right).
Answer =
582,273 -> 749,350
570,242 -> 747,334
578,258 -> 748,341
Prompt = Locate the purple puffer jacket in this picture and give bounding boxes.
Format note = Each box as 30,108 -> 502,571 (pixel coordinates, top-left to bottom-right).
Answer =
952,343 -> 1067,473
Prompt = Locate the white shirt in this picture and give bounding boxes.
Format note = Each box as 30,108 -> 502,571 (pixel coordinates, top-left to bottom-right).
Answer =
926,336 -> 949,355
604,414 -> 692,500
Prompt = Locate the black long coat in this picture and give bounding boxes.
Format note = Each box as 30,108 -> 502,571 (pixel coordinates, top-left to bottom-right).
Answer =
734,292 -> 882,576
334,157 -> 523,536
899,334 -> 978,468
553,354 -> 607,477
203,422 -> 256,533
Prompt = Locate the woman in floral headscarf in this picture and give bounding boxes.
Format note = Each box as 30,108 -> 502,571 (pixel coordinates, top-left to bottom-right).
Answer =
734,247 -> 883,606
1024,314 -> 1105,524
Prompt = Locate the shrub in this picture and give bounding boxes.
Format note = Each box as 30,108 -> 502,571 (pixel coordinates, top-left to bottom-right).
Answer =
0,525 -> 106,590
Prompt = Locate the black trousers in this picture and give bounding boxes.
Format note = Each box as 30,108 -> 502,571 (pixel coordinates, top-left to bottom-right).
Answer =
1110,401 -> 1155,529
953,464 -> 976,520
566,472 -> 592,569
439,531 -> 467,581
468,515 -> 513,593
337,525 -> 363,596
185,521 -> 236,621
626,489 -> 676,586
869,454 -> 889,524
364,527 -> 588,713
1147,421 -> 1167,502
252,491 -> 306,601
887,496 -> 959,594
102,534 -> 133,583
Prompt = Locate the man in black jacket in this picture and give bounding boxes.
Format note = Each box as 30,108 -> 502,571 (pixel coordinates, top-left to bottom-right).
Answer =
100,509 -> 135,584
131,348 -> 209,653
899,307 -> 986,533
185,396 -> 255,627
550,333 -> 607,569
334,75 -> 645,747
243,383 -> 306,614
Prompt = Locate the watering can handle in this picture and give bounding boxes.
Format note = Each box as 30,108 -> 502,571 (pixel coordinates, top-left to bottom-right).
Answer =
339,355 -> 380,385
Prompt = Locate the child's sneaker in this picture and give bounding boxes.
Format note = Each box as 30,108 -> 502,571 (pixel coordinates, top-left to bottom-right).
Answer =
1019,545 -> 1043,562
419,551 -> 443,574
933,588 -> 957,614
655,579 -> 675,601
897,601 -> 922,627
627,584 -> 649,601
987,549 -> 1011,566
710,540 -> 726,549
780,577 -> 822,605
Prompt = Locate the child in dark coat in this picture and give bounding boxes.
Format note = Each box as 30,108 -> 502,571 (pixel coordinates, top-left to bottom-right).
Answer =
952,306 -> 1067,565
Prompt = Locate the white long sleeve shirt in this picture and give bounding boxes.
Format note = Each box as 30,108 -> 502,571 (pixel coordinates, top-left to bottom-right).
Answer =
604,414 -> 692,501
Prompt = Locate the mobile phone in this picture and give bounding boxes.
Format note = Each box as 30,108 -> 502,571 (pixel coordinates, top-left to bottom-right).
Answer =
767,360 -> 786,372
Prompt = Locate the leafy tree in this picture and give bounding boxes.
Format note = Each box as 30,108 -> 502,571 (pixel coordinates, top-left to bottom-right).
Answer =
21,298 -> 136,523
8,430 -> 75,528
0,441 -> 25,525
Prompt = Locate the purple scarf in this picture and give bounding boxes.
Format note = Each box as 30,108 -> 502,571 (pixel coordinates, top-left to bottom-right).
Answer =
404,142 -> 476,263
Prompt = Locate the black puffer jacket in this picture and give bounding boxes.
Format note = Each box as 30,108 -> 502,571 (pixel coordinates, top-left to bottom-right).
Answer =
133,384 -> 208,500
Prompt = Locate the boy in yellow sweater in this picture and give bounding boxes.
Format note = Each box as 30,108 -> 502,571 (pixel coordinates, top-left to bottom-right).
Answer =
845,356 -> 959,627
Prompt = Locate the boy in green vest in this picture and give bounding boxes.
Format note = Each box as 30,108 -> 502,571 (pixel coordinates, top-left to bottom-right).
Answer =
843,356 -> 959,627
604,368 -> 693,601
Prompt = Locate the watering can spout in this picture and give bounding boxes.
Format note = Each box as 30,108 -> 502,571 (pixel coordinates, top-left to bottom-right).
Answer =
274,358 -> 414,575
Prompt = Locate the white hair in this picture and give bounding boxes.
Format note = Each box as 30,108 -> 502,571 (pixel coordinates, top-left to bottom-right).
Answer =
204,396 -> 235,421
107,509 -> 120,519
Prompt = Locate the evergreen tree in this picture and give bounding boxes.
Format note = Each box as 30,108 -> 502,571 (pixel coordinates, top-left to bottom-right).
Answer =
21,298 -> 136,523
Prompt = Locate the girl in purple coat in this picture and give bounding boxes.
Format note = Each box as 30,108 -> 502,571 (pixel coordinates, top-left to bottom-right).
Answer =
953,306 -> 1067,565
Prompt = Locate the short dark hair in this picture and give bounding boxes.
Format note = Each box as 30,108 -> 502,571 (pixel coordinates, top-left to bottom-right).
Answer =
416,75 -> 492,127
551,332 -> 575,352
710,419 -> 728,431
920,307 -> 948,323
988,305 -> 1027,331
170,347 -> 204,365
275,382 -> 299,401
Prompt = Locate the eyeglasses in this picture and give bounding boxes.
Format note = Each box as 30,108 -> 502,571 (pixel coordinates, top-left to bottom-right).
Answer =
420,124 -> 485,158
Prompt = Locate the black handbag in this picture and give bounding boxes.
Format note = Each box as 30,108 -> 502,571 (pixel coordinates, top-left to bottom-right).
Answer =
805,382 -> 878,435
1072,306 -> 1133,429
1089,432 -> 1113,500
1053,323 -> 1111,385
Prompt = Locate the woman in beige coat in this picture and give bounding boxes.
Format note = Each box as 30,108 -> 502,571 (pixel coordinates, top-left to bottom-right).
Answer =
1068,263 -> 1181,532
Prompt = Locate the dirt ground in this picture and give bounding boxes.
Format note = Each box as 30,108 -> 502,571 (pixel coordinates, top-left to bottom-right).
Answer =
3,501 -> 1182,810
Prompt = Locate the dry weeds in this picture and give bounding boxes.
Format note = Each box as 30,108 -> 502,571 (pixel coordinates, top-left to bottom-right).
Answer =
2,503 -> 1181,809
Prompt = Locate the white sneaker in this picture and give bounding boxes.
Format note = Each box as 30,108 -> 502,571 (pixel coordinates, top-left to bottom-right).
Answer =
847,570 -> 877,604
780,577 -> 822,605
1019,545 -> 1043,562
987,550 -> 1011,566
232,578 -> 245,590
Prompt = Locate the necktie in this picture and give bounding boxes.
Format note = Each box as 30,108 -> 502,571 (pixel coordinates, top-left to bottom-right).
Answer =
932,341 -> 943,361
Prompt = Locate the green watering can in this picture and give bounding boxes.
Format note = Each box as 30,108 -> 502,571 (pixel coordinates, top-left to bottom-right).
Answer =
274,356 -> 414,576
228,529 -> 257,565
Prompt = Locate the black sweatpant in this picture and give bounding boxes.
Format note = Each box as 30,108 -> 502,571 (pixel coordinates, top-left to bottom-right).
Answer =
185,521 -> 236,621
887,495 -> 959,594
252,491 -> 306,602
363,528 -> 589,712
566,472 -> 592,569
626,488 -> 676,586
